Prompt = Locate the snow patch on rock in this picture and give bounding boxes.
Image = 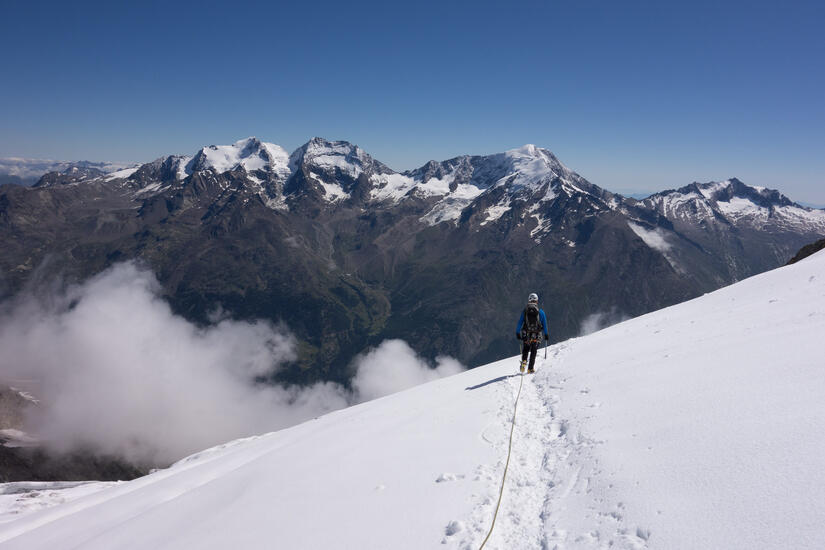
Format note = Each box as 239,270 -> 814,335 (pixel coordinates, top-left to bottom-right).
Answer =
103,167 -> 139,181
370,173 -> 418,202
311,173 -> 349,202
480,204 -> 511,226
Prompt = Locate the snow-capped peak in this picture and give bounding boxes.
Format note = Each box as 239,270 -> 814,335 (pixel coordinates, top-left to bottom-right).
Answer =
190,137 -> 290,178
644,178 -> 825,232
680,178 -> 790,206
501,144 -> 571,192
696,178 -> 734,200
372,144 -> 601,226
289,137 -> 381,180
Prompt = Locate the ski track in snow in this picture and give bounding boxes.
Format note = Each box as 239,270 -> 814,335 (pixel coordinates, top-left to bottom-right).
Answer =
451,343 -> 650,550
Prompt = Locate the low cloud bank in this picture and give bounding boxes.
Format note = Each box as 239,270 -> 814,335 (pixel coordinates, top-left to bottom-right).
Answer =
0,263 -> 464,465
351,340 -> 464,402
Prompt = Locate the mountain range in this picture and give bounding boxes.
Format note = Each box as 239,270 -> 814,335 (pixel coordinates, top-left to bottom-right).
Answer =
2,137 -> 824,383
0,158 -> 132,187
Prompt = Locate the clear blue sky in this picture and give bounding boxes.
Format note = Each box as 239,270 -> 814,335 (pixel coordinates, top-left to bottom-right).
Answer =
2,0 -> 824,202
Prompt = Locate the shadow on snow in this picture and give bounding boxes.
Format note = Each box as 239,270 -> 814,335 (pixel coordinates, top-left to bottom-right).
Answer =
464,373 -> 521,391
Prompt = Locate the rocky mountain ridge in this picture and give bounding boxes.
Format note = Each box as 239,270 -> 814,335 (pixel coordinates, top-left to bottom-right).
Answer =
0,158 -> 133,187
3,137 -> 824,383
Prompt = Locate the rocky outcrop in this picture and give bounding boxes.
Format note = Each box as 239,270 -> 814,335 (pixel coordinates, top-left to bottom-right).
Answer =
787,238 -> 825,265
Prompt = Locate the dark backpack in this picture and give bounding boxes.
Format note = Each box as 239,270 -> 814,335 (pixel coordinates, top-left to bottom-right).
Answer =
524,304 -> 541,334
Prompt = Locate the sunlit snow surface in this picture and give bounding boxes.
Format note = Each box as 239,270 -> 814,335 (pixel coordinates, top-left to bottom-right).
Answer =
103,167 -> 139,181
196,138 -> 290,176
2,252 -> 825,549
0,483 -> 119,525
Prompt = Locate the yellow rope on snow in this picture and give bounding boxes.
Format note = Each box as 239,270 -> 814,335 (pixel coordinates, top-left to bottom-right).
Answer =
478,372 -> 525,549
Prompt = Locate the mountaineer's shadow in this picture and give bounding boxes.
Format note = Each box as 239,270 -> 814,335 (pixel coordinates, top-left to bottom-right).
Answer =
465,373 -> 521,391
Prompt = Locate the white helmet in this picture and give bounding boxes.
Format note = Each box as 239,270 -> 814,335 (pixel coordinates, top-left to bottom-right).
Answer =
528,293 -> 538,304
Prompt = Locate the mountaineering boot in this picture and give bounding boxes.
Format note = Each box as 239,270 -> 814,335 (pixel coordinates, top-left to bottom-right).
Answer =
527,366 -> 535,374
519,360 -> 526,373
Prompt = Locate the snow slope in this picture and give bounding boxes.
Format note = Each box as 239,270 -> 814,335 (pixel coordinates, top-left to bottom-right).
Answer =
2,252 -> 824,549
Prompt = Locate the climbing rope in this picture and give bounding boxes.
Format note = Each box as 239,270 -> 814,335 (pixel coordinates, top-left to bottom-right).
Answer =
478,372 -> 525,549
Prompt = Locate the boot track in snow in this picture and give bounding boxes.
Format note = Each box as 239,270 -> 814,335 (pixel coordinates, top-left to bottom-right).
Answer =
458,343 -> 651,549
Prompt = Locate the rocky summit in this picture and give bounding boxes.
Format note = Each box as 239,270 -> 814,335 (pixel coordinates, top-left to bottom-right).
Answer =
2,137 -> 824,384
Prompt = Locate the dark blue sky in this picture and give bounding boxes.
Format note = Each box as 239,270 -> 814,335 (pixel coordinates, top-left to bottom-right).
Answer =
3,0 -> 823,202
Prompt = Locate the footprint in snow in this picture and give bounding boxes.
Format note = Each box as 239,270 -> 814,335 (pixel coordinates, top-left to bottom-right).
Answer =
444,520 -> 464,536
549,420 -> 568,438
435,473 -> 465,483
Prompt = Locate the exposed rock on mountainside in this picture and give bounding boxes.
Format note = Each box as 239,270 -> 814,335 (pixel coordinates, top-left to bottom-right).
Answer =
787,238 -> 825,265
1,138 -> 824,383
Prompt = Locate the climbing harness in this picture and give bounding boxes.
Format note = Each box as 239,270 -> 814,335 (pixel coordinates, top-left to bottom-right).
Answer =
478,372 -> 525,549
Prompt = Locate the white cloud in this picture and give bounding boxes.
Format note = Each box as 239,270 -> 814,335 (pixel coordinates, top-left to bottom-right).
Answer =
351,340 -> 464,402
0,263 -> 465,466
0,262 -> 346,465
579,308 -> 630,336
627,221 -> 683,273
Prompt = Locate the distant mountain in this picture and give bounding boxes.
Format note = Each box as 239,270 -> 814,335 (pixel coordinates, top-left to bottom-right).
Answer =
2,138 -> 824,383
0,158 -> 135,187
636,178 -> 825,284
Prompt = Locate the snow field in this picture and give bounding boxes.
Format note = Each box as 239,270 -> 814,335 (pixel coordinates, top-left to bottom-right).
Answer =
0,365 -> 507,549
537,251 -> 825,549
1,250 -> 824,549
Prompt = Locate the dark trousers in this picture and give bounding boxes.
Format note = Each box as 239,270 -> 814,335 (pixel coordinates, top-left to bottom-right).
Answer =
521,337 -> 539,368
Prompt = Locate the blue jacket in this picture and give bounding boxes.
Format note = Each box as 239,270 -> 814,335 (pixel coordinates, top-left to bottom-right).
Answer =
516,307 -> 548,338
